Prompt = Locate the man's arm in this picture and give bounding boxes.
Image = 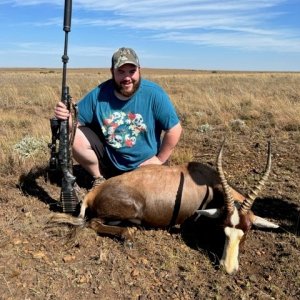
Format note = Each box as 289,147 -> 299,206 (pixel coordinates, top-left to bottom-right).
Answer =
140,122 -> 182,166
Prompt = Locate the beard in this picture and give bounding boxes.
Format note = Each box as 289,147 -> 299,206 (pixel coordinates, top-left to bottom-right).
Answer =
113,74 -> 141,98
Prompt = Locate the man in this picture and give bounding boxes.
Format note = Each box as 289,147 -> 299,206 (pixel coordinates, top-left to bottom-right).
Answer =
54,47 -> 182,187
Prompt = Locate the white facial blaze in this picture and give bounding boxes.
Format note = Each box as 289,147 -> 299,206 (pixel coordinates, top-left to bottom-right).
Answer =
231,206 -> 240,226
220,227 -> 244,274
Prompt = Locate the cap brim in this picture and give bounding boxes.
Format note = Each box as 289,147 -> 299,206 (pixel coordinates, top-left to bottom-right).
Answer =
114,61 -> 139,68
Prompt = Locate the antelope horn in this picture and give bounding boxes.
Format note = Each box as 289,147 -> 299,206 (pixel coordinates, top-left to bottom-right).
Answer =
217,139 -> 235,213
240,142 -> 272,215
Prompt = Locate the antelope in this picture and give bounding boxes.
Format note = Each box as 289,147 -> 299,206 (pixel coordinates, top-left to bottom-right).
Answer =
50,141 -> 279,274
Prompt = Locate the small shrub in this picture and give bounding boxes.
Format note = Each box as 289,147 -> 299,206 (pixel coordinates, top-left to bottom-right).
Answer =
13,136 -> 47,159
229,119 -> 247,131
198,123 -> 213,133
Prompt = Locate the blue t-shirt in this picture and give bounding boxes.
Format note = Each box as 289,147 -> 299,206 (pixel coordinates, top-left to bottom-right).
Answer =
77,78 -> 180,171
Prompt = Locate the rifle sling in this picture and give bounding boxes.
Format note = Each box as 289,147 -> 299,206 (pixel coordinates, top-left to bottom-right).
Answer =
168,172 -> 184,229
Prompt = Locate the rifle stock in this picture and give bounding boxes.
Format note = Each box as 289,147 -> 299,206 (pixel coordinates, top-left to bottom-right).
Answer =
49,0 -> 79,213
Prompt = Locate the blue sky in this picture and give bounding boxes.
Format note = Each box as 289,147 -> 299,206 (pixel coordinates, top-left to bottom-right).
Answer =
0,0 -> 299,71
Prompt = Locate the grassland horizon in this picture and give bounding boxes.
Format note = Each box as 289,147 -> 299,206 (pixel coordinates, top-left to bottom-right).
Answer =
0,67 -> 299,173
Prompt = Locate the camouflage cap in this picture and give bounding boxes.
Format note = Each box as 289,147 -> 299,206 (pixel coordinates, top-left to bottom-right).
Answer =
111,47 -> 140,69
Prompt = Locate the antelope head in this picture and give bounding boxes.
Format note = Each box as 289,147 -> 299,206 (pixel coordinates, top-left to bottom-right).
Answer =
196,141 -> 278,274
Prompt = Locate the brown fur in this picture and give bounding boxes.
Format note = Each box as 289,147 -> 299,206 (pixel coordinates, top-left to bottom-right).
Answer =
49,145 -> 277,274
80,162 -> 245,235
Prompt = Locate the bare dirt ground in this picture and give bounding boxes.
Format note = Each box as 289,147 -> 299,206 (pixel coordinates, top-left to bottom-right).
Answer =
0,128 -> 299,300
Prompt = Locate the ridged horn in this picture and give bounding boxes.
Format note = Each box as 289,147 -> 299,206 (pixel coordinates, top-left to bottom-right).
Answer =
240,142 -> 272,215
217,139 -> 235,213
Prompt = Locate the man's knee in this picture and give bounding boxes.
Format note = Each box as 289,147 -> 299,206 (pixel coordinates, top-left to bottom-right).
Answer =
73,128 -> 92,150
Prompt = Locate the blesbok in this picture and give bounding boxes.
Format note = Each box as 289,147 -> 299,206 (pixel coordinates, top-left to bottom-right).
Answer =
50,141 -> 279,274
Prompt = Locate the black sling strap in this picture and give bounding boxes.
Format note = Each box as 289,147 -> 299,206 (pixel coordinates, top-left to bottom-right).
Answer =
168,172 -> 184,229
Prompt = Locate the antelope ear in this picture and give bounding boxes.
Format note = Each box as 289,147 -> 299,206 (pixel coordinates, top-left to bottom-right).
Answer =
252,215 -> 279,229
194,209 -> 222,221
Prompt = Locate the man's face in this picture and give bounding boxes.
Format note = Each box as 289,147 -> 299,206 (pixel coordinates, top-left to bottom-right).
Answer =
112,64 -> 141,98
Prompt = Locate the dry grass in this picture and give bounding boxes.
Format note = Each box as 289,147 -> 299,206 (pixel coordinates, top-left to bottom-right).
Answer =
0,68 -> 299,299
1,68 -> 299,170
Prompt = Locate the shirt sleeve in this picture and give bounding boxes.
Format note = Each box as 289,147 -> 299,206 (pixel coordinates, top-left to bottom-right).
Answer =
152,88 -> 180,130
77,87 -> 99,126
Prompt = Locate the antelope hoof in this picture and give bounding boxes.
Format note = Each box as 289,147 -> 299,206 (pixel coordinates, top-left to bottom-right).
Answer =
122,227 -> 137,247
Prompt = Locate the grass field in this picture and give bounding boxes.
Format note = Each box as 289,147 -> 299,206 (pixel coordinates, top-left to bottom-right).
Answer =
0,68 -> 299,299
1,68 -> 299,168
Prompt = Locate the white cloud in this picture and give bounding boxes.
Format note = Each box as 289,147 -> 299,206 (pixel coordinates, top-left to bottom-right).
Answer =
1,0 -> 299,55
1,41 -> 114,57
152,31 -> 300,53
0,0 -> 61,5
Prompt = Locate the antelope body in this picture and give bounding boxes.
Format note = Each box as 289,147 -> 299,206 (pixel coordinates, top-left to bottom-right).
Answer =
80,162 -> 232,227
52,142 -> 279,274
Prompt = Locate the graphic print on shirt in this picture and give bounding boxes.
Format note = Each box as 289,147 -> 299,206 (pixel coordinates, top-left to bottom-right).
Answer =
101,111 -> 147,149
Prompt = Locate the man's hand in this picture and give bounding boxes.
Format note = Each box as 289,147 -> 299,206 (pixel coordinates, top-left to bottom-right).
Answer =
54,101 -> 70,120
139,156 -> 163,167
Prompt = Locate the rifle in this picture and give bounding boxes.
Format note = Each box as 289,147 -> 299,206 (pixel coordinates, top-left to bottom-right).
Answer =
48,0 -> 79,213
